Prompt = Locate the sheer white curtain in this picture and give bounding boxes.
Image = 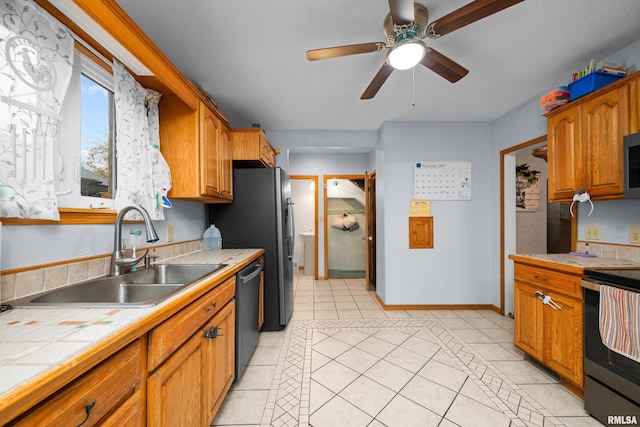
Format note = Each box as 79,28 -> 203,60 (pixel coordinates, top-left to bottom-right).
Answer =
0,0 -> 74,220
113,61 -> 169,220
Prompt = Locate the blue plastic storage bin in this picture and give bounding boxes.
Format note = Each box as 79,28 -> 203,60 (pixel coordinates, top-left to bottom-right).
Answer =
569,71 -> 624,101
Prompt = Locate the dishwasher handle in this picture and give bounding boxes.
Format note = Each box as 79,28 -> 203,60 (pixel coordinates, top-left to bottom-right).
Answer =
239,263 -> 264,284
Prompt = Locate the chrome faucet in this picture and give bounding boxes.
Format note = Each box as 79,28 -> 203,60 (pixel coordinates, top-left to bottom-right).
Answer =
110,205 -> 160,276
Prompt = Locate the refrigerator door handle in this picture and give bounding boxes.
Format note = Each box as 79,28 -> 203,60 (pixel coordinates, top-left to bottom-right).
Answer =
287,198 -> 295,257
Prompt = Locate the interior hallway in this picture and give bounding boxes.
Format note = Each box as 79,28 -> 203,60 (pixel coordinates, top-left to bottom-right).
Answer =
211,271 -> 601,426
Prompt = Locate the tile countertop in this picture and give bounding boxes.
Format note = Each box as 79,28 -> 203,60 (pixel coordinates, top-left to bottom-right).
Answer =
0,248 -> 262,409
509,253 -> 640,275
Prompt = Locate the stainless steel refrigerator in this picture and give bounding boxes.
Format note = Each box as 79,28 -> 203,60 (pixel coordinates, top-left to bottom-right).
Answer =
208,167 -> 294,331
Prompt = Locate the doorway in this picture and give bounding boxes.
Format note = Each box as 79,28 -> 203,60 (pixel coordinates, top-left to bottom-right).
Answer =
290,176 -> 318,278
500,135 -> 576,315
324,175 -> 366,279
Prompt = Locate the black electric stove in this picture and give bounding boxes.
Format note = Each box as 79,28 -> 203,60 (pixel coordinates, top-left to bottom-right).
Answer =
582,268 -> 640,425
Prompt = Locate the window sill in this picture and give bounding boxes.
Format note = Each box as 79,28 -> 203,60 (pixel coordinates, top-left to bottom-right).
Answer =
1,208 -> 117,225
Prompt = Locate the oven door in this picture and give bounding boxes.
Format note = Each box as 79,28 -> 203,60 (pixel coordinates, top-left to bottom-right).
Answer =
584,286 -> 640,401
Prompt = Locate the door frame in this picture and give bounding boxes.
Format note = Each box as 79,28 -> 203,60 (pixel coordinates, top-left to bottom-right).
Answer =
500,135 -> 577,314
323,174 -> 366,280
365,170 -> 376,291
290,175 -> 318,279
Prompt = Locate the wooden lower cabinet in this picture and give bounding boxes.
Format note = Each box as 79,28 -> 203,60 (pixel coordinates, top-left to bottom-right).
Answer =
9,340 -> 144,427
207,301 -> 235,421
148,300 -> 235,426
513,263 -> 584,389
513,282 -> 544,360
543,291 -> 583,385
147,326 -> 206,426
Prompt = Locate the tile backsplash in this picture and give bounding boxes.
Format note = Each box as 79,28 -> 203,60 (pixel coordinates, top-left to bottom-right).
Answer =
0,240 -> 202,303
575,241 -> 640,262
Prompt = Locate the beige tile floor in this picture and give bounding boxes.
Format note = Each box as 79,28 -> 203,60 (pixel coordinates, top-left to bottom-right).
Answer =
211,271 -> 603,427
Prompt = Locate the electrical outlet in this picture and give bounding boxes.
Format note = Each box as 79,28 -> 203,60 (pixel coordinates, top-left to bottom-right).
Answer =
167,225 -> 174,242
630,226 -> 640,244
585,225 -> 601,240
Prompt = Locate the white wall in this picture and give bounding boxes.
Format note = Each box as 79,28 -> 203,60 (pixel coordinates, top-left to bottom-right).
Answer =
377,122 -> 493,304
2,200 -> 206,270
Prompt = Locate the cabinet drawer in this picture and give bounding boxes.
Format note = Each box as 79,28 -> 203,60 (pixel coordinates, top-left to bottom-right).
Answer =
514,264 -> 582,298
11,340 -> 142,427
148,277 -> 236,371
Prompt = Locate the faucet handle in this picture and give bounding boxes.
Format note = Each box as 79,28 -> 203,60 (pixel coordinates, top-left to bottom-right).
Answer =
144,253 -> 159,269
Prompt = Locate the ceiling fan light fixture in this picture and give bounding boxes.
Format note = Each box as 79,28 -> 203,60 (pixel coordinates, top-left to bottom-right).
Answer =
386,39 -> 426,70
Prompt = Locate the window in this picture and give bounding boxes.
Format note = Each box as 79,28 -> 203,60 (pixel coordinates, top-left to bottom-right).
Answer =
80,73 -> 114,199
57,47 -> 116,210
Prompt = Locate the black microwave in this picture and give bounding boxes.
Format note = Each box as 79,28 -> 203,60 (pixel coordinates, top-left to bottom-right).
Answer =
624,131 -> 640,198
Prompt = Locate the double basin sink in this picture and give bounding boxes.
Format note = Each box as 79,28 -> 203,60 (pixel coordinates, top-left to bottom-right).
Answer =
8,264 -> 227,308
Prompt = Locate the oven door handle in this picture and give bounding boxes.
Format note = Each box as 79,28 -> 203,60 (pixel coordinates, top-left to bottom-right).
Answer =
581,280 -> 600,292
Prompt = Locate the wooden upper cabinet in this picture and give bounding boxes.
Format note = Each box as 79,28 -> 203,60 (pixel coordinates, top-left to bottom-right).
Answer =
582,87 -> 627,198
547,80 -> 629,202
548,107 -> 583,201
232,128 -> 276,167
159,98 -> 232,203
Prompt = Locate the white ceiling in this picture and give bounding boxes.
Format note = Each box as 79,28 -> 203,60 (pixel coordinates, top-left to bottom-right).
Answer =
115,0 -> 640,132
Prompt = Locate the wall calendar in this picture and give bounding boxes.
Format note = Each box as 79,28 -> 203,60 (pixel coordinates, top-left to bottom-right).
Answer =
414,161 -> 472,200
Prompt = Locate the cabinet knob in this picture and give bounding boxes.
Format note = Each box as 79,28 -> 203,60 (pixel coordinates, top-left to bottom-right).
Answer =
205,302 -> 218,312
533,275 -> 548,281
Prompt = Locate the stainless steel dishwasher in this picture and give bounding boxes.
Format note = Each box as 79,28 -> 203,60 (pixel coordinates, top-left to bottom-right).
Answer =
235,260 -> 264,380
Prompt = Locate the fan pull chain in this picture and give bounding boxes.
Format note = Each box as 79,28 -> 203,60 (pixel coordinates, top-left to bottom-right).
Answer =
412,67 -> 416,106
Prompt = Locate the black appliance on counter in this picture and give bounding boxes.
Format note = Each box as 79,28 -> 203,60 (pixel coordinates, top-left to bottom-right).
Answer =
582,269 -> 640,425
209,167 -> 294,332
235,260 -> 263,380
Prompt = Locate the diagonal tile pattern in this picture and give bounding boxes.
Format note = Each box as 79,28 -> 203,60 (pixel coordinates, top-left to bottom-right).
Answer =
211,272 -> 601,427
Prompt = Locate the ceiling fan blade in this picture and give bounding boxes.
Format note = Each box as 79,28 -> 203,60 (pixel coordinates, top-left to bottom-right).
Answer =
426,0 -> 524,38
306,42 -> 386,61
388,0 -> 415,25
421,48 -> 469,83
361,62 -> 394,100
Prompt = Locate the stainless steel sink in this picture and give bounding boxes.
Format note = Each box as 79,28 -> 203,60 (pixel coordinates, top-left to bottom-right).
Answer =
7,264 -> 227,308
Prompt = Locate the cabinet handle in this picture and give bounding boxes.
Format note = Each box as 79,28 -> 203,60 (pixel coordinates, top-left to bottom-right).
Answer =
205,302 -> 217,312
204,326 -> 223,339
533,275 -> 548,281
76,399 -> 96,427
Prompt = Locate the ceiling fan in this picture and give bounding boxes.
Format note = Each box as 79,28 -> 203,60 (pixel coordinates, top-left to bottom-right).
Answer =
306,0 -> 524,99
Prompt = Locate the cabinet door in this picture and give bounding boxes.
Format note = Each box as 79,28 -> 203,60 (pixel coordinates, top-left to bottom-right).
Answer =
548,107 -> 583,201
543,291 -> 584,387
513,281 -> 544,361
200,105 -> 221,198
205,300 -> 236,423
147,334 -> 204,427
218,124 -> 233,200
408,217 -> 434,248
582,87 -> 628,198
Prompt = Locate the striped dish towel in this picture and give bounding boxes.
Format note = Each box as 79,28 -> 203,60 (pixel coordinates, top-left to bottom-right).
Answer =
599,284 -> 640,363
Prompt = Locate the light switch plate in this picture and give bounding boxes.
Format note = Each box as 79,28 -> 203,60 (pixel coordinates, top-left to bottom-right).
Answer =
585,225 -> 601,240
630,226 -> 640,244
